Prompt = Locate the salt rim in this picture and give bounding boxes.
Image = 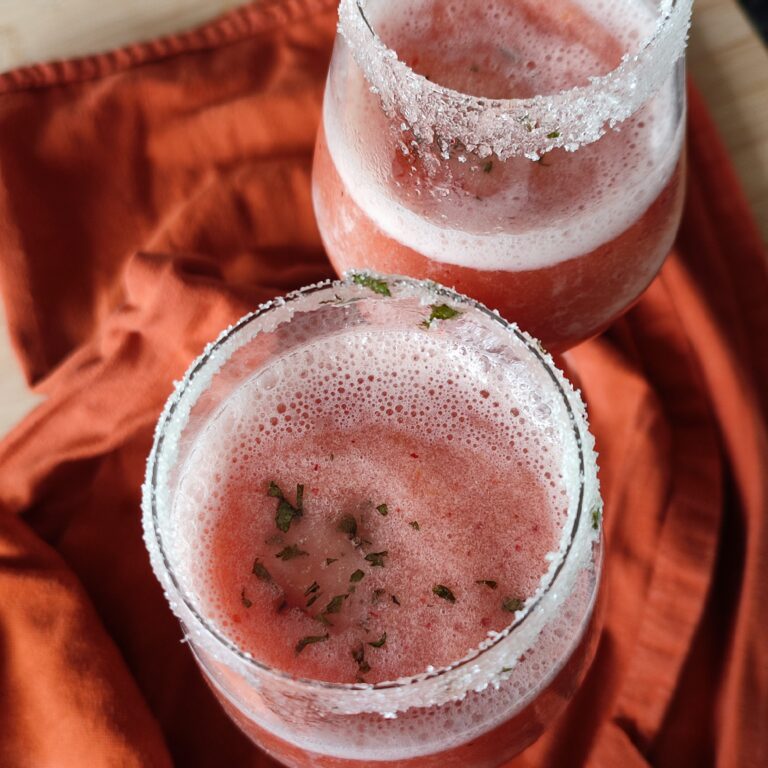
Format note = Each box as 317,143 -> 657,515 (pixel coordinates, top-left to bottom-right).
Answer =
338,0 -> 692,159
141,272 -> 602,715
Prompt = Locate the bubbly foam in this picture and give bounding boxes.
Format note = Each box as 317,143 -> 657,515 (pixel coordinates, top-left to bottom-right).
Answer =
174,329 -> 569,684
324,0 -> 686,271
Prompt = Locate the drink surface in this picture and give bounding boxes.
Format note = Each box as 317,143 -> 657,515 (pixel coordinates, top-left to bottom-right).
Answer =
175,329 -> 567,685
313,0 -> 686,349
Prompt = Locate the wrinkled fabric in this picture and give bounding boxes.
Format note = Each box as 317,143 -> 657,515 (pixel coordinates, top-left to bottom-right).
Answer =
0,1 -> 765,766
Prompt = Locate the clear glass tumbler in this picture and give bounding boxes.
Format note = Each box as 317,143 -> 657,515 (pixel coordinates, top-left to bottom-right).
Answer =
312,0 -> 692,351
143,273 -> 603,767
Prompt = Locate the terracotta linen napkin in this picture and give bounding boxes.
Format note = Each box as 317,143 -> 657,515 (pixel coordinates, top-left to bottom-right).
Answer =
0,1 -> 765,765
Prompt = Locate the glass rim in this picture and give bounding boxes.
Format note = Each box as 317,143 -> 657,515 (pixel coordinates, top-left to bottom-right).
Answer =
338,0 -> 692,159
144,273 -> 599,697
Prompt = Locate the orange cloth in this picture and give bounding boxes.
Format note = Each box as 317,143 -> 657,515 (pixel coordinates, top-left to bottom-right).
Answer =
0,1 -> 765,765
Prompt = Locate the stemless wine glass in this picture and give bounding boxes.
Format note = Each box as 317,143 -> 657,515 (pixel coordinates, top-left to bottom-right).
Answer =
312,0 -> 692,351
143,274 -> 603,767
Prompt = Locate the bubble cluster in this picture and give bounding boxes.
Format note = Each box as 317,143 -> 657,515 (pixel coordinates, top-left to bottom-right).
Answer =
373,0 -> 651,99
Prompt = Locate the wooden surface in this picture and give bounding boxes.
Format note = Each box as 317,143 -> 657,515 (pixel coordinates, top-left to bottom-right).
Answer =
0,0 -> 766,437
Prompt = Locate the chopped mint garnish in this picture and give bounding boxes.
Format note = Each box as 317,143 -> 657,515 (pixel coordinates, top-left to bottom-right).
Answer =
391,594 -> 401,606
422,304 -> 462,329
365,551 -> 388,568
376,503 -> 389,517
433,585 -> 456,603
351,644 -> 371,674
338,515 -> 358,539
483,161 -> 493,173
240,588 -> 252,608
275,544 -> 309,561
409,521 -> 421,530
547,130 -> 561,139
304,581 -> 320,596
591,505 -> 602,531
252,558 -> 272,582
269,481 -> 304,533
306,593 -> 321,608
295,634 -> 329,654
368,633 -> 387,648
352,274 -> 391,297
323,594 -> 348,615
476,580 -> 498,589
350,569 -> 365,583
502,597 -> 524,613
325,557 -> 338,566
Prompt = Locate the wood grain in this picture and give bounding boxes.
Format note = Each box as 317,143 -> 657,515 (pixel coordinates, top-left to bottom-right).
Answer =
0,0 -> 765,436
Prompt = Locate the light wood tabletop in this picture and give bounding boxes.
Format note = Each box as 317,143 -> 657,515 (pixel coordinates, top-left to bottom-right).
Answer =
0,0 -> 766,438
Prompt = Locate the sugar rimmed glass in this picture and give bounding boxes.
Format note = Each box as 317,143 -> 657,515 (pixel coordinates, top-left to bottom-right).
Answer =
312,0 -> 692,351
142,273 -> 603,767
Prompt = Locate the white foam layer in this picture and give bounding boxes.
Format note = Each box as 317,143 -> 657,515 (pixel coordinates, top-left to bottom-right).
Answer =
324,0 -> 686,271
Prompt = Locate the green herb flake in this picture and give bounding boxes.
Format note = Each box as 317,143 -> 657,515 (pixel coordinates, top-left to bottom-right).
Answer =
501,666 -> 514,673
350,569 -> 365,583
337,515 -> 358,539
433,585 -> 456,603
591,505 -> 602,531
295,634 -> 329,655
252,558 -> 272,582
483,160 -> 493,173
324,594 -> 348,615
352,274 -> 391,297
365,551 -> 388,568
368,633 -> 387,648
269,481 -> 305,533
351,644 -> 371,674
376,503 -> 389,517
422,303 -> 462,329
240,589 -> 253,608
409,521 -> 421,530
275,544 -> 309,561
476,579 -> 498,589
502,596 -> 525,613
304,581 -> 320,596
547,130 -> 561,139
391,594 -> 401,606
325,557 -> 338,566
306,594 -> 321,608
